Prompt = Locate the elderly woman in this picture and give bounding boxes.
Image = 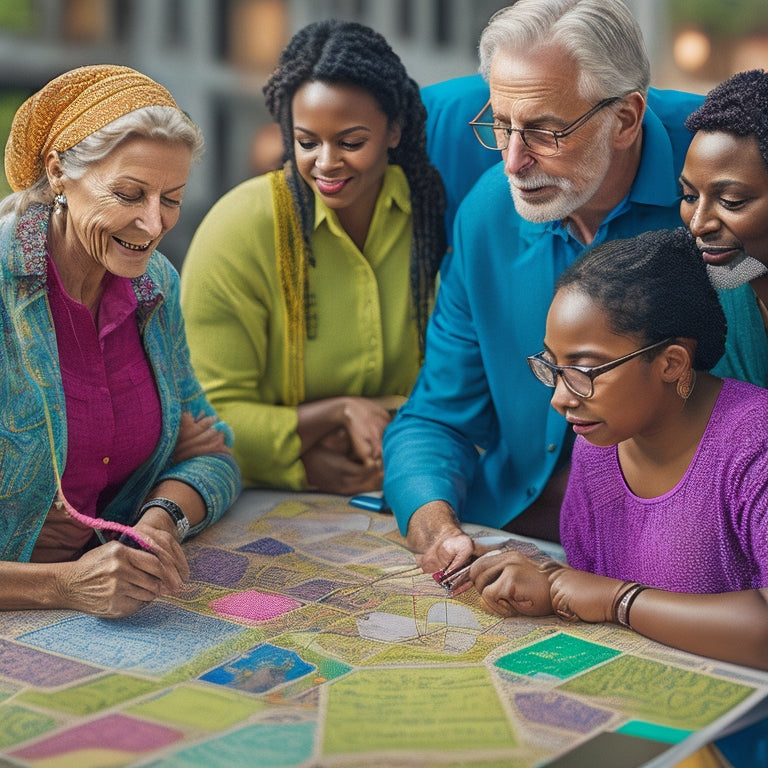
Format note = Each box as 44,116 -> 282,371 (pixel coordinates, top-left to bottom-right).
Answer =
0,65 -> 241,618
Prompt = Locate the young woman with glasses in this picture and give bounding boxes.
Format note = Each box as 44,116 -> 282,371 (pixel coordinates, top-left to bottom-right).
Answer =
467,227 -> 768,671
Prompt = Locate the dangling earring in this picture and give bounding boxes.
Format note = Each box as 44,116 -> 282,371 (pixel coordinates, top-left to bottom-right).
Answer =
676,368 -> 697,402
53,193 -> 67,215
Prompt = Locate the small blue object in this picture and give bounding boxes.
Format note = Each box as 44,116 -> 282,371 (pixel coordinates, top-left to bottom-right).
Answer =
715,716 -> 768,767
349,494 -> 390,513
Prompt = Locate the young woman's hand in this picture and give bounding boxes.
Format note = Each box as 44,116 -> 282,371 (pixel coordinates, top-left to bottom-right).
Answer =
339,397 -> 393,469
298,395 -> 403,493
172,411 -> 230,463
302,441 -> 383,494
470,550 -> 556,618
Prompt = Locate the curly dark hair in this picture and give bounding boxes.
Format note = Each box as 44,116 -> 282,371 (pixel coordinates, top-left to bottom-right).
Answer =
263,19 -> 446,353
555,228 -> 726,370
685,69 -> 768,170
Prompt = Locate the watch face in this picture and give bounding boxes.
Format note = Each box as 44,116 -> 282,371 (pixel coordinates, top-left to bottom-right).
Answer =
176,517 -> 191,541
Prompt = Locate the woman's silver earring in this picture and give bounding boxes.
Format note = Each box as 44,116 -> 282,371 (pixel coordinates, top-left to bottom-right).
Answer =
54,193 -> 67,215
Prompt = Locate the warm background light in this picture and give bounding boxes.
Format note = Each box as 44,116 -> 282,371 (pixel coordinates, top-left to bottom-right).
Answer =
673,28 -> 712,72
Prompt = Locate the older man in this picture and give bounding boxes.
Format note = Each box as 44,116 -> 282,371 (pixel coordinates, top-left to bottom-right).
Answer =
383,0 -> 744,567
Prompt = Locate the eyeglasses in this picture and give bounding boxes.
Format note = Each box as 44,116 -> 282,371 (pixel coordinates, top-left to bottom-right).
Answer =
527,338 -> 674,399
469,96 -> 622,155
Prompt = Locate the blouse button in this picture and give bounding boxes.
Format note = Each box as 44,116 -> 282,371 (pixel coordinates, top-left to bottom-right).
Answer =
102,456 -> 110,465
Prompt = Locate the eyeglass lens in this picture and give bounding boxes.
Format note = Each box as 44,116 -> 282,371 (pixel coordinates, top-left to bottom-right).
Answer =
528,357 -> 593,397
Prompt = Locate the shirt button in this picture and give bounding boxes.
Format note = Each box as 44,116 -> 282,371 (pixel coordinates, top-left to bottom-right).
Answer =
102,457 -> 110,465
526,486 -> 537,498
547,443 -> 557,452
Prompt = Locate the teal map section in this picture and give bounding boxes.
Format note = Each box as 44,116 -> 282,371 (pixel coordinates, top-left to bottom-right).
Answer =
495,634 -> 621,679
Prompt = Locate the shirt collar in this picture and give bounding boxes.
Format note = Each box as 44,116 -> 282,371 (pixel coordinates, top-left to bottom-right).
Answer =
313,164 -> 411,235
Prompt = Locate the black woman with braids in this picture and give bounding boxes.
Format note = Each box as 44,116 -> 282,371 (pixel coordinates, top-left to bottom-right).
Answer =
181,20 -> 446,494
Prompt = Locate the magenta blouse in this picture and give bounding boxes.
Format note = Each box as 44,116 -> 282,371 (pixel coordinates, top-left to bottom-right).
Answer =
35,255 -> 162,559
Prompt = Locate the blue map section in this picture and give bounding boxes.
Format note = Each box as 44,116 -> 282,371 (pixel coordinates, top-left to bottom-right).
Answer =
200,643 -> 315,693
18,603 -> 245,675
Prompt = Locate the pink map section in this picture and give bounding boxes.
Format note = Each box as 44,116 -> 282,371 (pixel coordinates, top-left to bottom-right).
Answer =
11,713 -> 181,760
210,590 -> 301,621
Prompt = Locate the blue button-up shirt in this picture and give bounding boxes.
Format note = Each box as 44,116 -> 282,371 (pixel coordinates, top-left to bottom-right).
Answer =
384,86 -> 768,533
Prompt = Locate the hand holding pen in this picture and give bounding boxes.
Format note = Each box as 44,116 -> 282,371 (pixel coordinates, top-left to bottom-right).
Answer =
433,539 -> 517,594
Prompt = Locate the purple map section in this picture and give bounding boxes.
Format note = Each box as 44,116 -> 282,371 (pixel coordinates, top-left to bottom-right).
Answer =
11,714 -> 181,759
238,537 -> 295,556
189,547 -> 250,586
0,639 -> 97,687
284,579 -> 345,600
515,691 -> 613,734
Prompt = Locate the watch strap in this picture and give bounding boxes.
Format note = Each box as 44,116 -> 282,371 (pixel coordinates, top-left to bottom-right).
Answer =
140,497 -> 190,542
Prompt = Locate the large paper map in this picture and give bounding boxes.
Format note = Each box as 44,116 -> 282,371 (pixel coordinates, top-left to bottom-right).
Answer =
1,491 -> 766,767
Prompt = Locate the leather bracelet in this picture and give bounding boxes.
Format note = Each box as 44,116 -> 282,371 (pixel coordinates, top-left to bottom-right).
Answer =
610,581 -> 635,624
140,497 -> 190,542
615,583 -> 649,628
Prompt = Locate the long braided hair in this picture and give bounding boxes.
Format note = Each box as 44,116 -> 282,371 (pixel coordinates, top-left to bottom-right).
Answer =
263,19 -> 446,354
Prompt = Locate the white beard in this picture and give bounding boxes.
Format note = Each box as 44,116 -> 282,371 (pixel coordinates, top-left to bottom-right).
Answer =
506,116 -> 614,224
706,253 -> 768,290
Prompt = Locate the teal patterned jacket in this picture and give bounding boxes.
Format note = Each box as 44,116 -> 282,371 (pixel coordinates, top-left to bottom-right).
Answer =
0,204 -> 242,561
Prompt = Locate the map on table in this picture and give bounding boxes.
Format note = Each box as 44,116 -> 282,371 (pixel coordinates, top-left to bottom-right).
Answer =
1,492 -> 766,767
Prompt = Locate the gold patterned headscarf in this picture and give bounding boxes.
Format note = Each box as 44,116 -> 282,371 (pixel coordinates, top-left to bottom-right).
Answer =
5,64 -> 179,192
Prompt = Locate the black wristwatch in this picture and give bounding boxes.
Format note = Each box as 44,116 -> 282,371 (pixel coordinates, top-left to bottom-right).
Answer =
140,497 -> 190,542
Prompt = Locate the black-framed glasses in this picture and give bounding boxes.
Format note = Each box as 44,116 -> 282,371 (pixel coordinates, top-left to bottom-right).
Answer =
469,96 -> 622,155
527,338 -> 674,399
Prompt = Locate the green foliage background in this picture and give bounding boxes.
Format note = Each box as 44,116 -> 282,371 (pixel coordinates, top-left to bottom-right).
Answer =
669,0 -> 768,37
0,0 -> 34,193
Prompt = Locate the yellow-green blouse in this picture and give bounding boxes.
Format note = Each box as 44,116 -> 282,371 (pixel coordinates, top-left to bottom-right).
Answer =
180,166 -> 421,489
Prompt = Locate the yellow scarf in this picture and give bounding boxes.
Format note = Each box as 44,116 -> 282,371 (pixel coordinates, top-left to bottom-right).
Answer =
270,169 -> 308,405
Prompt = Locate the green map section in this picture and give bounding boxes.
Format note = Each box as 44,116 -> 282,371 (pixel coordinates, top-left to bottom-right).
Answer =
144,721 -> 315,768
618,719 -> 693,744
19,674 -> 160,716
559,654 -> 753,730
323,666 -> 516,754
496,633 -> 621,679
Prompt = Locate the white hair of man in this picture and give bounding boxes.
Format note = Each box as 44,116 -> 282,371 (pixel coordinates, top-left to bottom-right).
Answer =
478,0 -> 650,102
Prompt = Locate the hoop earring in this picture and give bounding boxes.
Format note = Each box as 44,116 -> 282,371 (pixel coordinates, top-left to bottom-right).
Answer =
676,368 -> 696,402
53,193 -> 67,215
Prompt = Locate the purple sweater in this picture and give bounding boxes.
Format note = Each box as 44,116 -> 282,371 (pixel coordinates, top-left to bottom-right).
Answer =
561,378 -> 768,593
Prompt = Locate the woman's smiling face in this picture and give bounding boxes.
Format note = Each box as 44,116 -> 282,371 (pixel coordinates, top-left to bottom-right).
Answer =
680,130 -> 768,269
291,80 -> 401,232
54,136 -> 192,278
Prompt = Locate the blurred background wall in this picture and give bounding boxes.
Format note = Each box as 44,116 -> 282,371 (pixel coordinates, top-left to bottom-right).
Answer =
1,0 -> 767,269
